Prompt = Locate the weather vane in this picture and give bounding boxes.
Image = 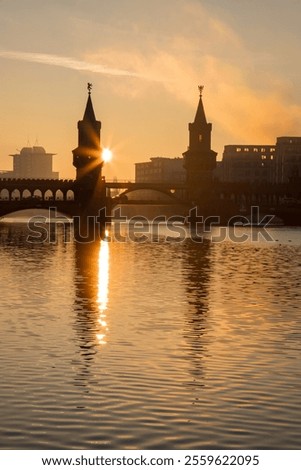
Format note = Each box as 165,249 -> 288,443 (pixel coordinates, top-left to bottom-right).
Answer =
87,82 -> 93,95
198,85 -> 204,96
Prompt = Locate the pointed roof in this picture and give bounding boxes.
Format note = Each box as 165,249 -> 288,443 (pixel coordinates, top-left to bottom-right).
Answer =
83,93 -> 96,122
194,85 -> 207,125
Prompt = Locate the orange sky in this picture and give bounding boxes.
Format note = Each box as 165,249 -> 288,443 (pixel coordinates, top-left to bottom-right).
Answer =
1,0 -> 301,180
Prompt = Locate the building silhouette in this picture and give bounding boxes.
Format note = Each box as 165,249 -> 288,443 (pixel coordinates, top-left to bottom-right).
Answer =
220,144 -> 276,184
72,84 -> 106,219
183,86 -> 217,201
218,137 -> 301,184
2,83 -> 301,224
135,156 -> 186,183
1,146 -> 59,179
134,87 -> 217,203
72,86 -> 102,182
275,137 -> 301,183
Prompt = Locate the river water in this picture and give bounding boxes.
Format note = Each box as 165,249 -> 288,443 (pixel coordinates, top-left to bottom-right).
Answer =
0,217 -> 301,449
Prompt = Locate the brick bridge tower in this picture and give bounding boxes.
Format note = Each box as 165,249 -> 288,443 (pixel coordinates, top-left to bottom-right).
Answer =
72,83 -> 106,218
183,86 -> 217,203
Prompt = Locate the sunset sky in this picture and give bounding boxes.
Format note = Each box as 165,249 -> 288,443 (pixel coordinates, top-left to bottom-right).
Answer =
1,0 -> 301,179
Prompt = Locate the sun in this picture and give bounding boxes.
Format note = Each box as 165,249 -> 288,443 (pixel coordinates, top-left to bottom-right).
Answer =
102,147 -> 112,163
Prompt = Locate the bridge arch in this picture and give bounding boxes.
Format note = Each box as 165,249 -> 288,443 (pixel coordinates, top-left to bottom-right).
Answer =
0,188 -> 9,200
44,189 -> 54,200
66,189 -> 75,200
116,187 -> 179,201
55,189 -> 64,201
33,189 -> 42,199
11,189 -> 21,200
110,188 -> 183,211
22,189 -> 32,199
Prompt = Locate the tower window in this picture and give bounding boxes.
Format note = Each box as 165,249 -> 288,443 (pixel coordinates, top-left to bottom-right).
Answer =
198,134 -> 202,142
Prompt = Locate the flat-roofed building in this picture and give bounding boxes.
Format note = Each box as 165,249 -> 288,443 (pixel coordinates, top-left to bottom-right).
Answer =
220,145 -> 276,183
3,146 -> 59,179
135,157 -> 186,183
275,137 -> 301,183
1,146 -> 59,179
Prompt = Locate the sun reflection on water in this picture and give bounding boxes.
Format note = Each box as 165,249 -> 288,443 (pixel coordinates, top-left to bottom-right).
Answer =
96,239 -> 110,346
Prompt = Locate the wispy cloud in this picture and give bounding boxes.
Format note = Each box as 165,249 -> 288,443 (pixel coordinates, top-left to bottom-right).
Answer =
88,42 -> 301,150
2,0 -> 301,153
0,49 -> 163,81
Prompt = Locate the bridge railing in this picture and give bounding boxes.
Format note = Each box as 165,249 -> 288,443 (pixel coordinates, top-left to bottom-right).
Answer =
105,180 -> 135,184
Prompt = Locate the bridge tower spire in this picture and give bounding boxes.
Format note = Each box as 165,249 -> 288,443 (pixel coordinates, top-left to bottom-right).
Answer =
183,86 -> 217,202
73,83 -> 103,181
72,84 -> 106,214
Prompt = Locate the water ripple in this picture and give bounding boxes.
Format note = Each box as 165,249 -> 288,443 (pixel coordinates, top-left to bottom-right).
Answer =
0,225 -> 301,449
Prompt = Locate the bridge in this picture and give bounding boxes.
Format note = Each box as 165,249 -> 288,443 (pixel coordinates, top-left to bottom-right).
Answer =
0,177 -> 189,218
1,175 -> 301,221
0,178 -> 77,218
1,85 -> 301,225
